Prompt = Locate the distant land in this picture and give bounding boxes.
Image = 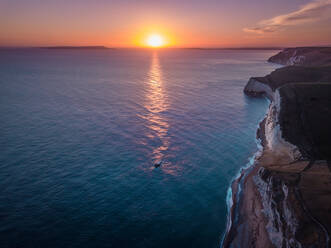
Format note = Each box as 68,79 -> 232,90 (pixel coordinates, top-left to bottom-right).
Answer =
0,46 -> 281,50
0,46 -> 114,50
1,46 -> 331,51
183,47 -> 284,50
268,46 -> 331,66
41,46 -> 112,50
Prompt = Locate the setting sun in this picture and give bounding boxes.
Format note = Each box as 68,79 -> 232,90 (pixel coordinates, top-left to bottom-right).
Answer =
146,34 -> 164,47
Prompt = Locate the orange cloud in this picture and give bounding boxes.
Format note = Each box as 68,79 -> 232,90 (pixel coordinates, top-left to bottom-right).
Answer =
244,0 -> 331,34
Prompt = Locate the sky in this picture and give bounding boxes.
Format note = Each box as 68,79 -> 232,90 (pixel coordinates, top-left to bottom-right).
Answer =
1,0 -> 331,47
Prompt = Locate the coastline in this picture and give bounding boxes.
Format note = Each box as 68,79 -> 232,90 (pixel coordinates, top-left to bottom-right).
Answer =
222,47 -> 331,248
222,111 -> 271,248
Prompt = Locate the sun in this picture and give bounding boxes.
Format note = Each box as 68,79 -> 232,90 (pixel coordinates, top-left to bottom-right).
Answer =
146,34 -> 165,48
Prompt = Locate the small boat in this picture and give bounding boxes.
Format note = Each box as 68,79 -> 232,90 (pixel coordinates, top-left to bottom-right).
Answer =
154,161 -> 163,168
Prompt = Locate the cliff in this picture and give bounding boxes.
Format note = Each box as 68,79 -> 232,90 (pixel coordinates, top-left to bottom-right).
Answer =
244,66 -> 331,100
223,48 -> 331,248
268,47 -> 331,66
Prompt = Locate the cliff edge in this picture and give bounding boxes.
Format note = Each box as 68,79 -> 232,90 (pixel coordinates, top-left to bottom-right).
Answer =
244,66 -> 331,100
223,48 -> 331,248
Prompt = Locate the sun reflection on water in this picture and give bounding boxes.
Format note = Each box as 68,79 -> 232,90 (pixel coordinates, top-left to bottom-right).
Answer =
141,52 -> 176,175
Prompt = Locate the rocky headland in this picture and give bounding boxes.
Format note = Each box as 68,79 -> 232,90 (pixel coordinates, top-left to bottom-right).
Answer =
268,47 -> 331,66
223,48 -> 331,248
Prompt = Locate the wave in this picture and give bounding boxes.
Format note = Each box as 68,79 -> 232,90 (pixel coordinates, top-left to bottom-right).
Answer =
221,101 -> 269,247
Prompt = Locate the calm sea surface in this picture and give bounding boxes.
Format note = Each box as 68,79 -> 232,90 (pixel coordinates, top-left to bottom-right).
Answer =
0,49 -> 278,248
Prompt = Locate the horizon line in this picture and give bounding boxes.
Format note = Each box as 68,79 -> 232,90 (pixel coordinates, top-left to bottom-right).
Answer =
1,45 -> 331,50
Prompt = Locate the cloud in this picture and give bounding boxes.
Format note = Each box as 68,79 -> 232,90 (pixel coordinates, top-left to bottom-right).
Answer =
244,0 -> 331,34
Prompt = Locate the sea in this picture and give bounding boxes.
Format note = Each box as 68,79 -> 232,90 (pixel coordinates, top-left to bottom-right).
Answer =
0,48 -> 278,248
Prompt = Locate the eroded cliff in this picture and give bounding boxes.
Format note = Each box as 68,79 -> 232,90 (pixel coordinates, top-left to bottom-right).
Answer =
223,47 -> 331,248
224,84 -> 331,248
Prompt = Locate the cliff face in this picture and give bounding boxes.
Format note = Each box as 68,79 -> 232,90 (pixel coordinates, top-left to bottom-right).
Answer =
263,90 -> 301,161
257,84 -> 331,247
254,165 -> 330,248
244,78 -> 274,100
223,48 -> 331,248
268,47 -> 331,66
224,84 -> 331,248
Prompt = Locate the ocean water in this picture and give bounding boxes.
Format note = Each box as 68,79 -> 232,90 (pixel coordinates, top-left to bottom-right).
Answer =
0,49 -> 278,248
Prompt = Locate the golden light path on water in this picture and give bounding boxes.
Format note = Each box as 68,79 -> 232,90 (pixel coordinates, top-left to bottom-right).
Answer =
141,52 -> 176,175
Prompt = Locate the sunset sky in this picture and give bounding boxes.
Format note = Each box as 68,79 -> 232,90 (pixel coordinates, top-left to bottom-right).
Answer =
1,0 -> 331,47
